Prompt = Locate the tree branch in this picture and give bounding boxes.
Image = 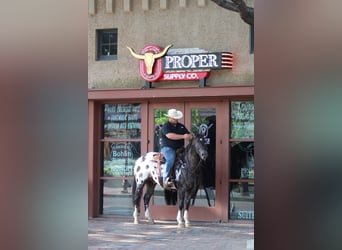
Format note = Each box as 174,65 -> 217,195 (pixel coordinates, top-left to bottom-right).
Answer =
210,0 -> 239,12
231,0 -> 254,25
211,0 -> 254,26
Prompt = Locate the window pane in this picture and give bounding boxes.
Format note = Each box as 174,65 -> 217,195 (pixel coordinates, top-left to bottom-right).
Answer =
103,142 -> 140,177
101,45 -> 110,56
230,101 -> 254,139
109,32 -> 116,43
153,109 -> 168,152
229,182 -> 254,220
229,141 -> 254,220
103,104 -> 141,139
102,32 -> 110,43
101,180 -> 133,216
230,142 -> 254,180
109,45 -> 117,55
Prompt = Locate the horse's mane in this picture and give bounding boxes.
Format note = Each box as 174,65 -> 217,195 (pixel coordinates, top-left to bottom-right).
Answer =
182,134 -> 202,166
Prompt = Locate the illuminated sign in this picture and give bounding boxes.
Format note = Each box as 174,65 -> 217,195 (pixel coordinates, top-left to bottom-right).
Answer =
163,52 -> 232,71
127,44 -> 233,84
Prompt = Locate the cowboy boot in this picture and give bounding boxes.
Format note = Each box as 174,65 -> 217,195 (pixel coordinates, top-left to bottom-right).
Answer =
163,177 -> 177,190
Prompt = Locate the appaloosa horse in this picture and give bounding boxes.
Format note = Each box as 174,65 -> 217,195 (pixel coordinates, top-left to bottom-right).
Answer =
132,134 -> 208,227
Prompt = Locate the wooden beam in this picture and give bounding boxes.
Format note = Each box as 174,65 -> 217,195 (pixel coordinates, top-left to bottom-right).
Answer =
88,85 -> 254,100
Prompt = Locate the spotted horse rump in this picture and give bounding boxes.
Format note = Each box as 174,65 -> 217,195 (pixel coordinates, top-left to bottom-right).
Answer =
134,152 -> 165,187
132,152 -> 167,224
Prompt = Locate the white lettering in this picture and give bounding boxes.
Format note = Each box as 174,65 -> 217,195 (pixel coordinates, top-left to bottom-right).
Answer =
190,55 -> 200,68
186,73 -> 199,79
163,73 -> 187,80
163,72 -> 202,80
164,56 -> 174,69
112,150 -> 133,159
208,54 -> 218,67
173,56 -> 182,69
181,55 -> 192,68
238,211 -> 254,220
163,53 -> 220,70
199,54 -> 208,67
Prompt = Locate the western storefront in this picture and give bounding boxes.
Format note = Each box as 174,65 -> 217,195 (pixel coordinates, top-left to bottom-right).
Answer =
88,85 -> 254,222
88,1 -> 254,223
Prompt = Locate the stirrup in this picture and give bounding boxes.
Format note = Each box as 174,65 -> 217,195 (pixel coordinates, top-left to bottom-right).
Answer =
163,177 -> 177,190
163,182 -> 177,190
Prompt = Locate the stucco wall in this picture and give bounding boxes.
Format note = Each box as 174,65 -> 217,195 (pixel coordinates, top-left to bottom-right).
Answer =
88,0 -> 254,88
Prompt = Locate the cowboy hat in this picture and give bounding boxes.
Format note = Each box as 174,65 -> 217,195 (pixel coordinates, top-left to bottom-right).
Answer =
164,109 -> 183,120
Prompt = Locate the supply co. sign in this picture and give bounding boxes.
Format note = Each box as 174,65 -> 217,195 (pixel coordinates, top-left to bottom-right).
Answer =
127,44 -> 233,83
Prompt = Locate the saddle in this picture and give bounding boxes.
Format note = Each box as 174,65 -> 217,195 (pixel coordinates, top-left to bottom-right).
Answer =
153,148 -> 185,189
151,152 -> 166,164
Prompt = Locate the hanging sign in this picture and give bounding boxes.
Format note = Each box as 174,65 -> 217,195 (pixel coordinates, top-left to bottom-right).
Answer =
127,44 -> 233,83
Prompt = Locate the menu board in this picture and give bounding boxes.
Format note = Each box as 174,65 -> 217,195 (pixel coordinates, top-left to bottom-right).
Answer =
230,101 -> 254,139
103,104 -> 141,139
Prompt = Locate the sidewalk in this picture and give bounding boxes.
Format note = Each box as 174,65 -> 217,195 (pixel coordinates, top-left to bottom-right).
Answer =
88,218 -> 254,250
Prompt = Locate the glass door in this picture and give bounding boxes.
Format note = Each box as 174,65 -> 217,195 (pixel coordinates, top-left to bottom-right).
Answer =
148,103 -> 184,208
184,102 -> 222,222
149,102 -> 222,222
188,106 -> 217,207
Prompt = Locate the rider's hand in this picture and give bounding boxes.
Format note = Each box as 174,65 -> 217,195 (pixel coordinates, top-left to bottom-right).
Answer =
183,133 -> 193,140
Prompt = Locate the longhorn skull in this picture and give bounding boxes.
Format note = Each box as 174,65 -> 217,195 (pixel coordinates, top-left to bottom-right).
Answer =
127,45 -> 173,75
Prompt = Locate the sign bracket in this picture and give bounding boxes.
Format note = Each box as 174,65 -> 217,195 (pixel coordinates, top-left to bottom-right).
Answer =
199,78 -> 206,87
145,81 -> 152,88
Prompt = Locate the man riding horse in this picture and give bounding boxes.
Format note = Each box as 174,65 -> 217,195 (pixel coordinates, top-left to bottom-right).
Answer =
160,109 -> 192,190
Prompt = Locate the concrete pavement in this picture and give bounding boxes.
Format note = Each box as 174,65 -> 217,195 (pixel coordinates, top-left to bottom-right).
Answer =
88,218 -> 254,249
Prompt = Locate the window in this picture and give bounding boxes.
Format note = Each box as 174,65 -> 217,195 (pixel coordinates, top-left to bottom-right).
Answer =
100,103 -> 141,215
97,29 -> 118,61
229,101 -> 254,220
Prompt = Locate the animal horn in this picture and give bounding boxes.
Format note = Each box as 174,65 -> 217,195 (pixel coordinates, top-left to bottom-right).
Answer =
152,44 -> 173,59
126,46 -> 145,60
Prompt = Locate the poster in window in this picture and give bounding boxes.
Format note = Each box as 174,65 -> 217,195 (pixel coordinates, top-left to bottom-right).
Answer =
230,101 -> 254,139
103,104 -> 141,139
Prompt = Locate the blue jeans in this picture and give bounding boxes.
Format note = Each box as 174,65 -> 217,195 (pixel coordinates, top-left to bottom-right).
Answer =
161,146 -> 176,183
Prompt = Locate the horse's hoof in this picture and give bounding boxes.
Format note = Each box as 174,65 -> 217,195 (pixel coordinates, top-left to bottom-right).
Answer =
185,222 -> 191,228
177,222 -> 184,228
133,219 -> 139,224
148,218 -> 155,224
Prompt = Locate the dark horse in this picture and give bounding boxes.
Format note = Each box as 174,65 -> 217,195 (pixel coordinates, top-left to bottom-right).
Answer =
132,134 -> 208,227
175,134 -> 208,227
166,115 -> 216,207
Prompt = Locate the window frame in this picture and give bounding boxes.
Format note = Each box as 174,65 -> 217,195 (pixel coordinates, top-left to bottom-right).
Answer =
96,29 -> 118,61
